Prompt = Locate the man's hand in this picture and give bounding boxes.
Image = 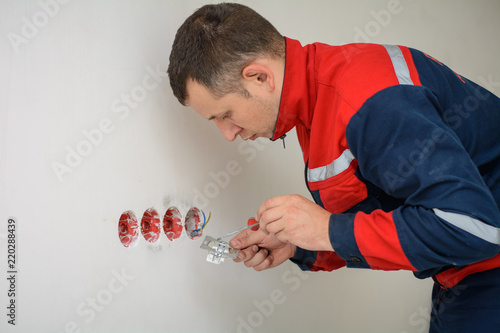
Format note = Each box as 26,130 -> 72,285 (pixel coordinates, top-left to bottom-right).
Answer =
256,194 -> 334,251
230,228 -> 296,271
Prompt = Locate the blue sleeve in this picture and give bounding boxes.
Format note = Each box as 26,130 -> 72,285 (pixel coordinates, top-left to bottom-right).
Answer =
344,84 -> 500,272
289,247 -> 317,271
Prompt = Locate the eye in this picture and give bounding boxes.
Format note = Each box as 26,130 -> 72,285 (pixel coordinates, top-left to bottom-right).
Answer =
221,112 -> 231,120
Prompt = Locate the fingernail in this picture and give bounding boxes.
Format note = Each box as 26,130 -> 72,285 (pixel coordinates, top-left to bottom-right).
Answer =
252,245 -> 259,252
232,240 -> 241,248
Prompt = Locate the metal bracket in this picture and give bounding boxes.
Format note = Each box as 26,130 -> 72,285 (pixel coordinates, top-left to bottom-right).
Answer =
200,235 -> 240,264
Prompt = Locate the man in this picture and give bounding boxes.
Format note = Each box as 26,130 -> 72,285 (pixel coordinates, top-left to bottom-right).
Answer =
168,3 -> 500,332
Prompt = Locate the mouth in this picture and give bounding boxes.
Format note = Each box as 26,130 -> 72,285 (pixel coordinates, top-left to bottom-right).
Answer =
243,134 -> 258,141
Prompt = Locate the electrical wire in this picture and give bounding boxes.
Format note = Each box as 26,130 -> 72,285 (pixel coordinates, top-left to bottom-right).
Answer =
193,211 -> 211,232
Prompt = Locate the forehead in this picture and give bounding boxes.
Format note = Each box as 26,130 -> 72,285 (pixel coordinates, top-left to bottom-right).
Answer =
186,79 -> 213,104
186,80 -> 219,113
186,79 -> 243,119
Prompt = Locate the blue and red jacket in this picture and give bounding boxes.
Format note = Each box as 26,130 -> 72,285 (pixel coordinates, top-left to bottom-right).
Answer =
273,37 -> 500,288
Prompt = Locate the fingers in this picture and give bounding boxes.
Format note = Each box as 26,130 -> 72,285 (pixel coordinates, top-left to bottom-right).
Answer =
255,196 -> 287,222
243,246 -> 269,268
264,219 -> 286,238
233,244 -> 270,269
254,244 -> 297,271
233,244 -> 258,263
253,255 -> 274,271
232,241 -> 297,272
256,195 -> 300,236
231,229 -> 270,268
259,209 -> 285,234
230,228 -> 267,249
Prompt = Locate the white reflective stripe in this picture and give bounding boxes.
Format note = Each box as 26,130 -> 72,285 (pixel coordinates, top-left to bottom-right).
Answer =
307,149 -> 355,183
433,209 -> 500,245
383,45 -> 414,85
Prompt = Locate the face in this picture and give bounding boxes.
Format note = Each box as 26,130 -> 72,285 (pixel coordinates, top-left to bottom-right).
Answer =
186,79 -> 279,141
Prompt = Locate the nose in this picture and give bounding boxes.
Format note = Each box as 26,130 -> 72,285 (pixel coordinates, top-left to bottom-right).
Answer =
214,119 -> 242,142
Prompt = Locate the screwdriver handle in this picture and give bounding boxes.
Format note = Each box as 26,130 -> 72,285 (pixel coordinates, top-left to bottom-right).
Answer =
217,219 -> 260,240
247,218 -> 259,231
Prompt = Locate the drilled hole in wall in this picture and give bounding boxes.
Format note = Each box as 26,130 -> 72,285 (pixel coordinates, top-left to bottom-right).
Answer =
141,207 -> 161,243
185,207 -> 205,240
118,210 -> 139,248
163,206 -> 183,241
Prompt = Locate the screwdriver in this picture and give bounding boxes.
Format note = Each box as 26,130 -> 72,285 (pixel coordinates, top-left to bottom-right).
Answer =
217,218 -> 260,241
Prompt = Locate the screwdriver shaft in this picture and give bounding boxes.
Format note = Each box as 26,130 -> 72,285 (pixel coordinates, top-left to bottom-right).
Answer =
217,222 -> 260,241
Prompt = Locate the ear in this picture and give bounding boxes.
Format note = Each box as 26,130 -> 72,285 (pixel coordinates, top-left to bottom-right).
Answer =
242,63 -> 276,91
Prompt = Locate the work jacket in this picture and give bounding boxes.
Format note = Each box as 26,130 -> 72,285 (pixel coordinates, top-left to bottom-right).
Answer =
274,37 -> 500,288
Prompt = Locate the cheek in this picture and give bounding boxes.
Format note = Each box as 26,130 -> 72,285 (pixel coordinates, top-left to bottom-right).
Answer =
239,98 -> 274,131
256,100 -> 276,127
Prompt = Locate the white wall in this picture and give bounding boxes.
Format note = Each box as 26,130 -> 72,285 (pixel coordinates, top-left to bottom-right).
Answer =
1,0 -> 499,332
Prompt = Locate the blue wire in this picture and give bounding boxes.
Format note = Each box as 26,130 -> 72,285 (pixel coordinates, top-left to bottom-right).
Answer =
193,211 -> 207,232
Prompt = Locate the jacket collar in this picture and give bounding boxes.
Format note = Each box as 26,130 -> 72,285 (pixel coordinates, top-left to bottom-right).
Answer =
271,37 -> 317,141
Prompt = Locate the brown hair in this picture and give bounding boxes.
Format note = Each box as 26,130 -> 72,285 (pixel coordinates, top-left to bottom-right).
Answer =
167,3 -> 285,105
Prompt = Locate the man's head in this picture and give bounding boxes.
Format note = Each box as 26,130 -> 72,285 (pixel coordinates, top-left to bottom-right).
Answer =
167,3 -> 286,141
